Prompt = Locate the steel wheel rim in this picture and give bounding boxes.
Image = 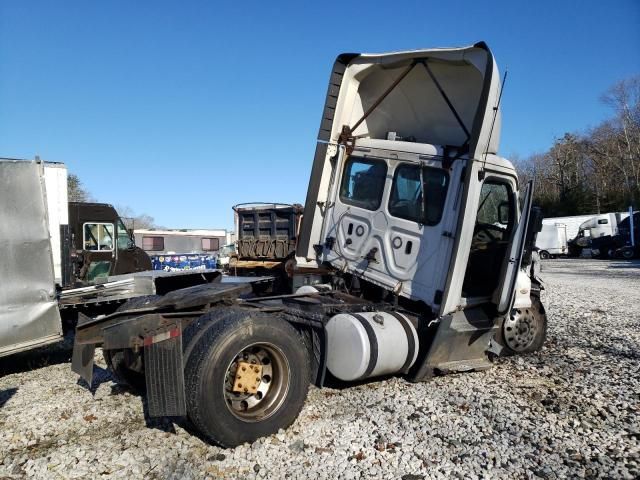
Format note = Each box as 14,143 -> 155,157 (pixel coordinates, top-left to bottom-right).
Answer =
222,342 -> 290,422
503,308 -> 537,352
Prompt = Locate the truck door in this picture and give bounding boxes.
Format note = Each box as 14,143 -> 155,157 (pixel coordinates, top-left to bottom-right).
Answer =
494,180 -> 534,314
81,222 -> 115,282
113,218 -> 152,274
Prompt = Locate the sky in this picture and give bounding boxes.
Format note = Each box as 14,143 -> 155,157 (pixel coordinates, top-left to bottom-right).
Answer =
1,1 -> 639,230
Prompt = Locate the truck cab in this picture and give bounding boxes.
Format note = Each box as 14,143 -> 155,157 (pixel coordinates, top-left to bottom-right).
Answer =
296,42 -> 540,324
67,202 -> 152,285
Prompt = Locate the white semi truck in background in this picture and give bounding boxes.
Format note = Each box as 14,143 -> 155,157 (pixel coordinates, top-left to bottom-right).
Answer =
536,212 -> 635,258
70,42 -> 547,448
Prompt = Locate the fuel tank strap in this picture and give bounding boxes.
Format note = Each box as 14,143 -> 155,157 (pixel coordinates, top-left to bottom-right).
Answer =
387,312 -> 416,373
351,313 -> 378,379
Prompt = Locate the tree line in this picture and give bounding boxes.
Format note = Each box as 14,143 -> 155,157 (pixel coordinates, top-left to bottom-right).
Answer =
515,75 -> 640,217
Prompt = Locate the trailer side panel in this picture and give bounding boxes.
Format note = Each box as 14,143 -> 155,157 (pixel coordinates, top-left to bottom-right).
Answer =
0,160 -> 62,356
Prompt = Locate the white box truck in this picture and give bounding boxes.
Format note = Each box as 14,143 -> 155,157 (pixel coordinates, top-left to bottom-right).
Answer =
535,222 -> 568,259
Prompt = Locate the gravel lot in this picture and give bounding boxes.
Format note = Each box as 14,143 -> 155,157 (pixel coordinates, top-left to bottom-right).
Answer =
1,259 -> 638,479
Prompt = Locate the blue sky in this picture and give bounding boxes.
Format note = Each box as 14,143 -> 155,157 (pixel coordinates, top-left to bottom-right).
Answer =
1,1 -> 639,229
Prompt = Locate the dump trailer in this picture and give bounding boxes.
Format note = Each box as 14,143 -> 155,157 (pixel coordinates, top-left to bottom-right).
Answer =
72,42 -> 547,447
228,203 -> 304,291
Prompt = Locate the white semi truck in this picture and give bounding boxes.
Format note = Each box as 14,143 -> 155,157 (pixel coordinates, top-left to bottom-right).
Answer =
71,42 -> 546,447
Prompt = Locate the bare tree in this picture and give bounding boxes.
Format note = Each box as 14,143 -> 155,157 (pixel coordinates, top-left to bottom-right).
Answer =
67,174 -> 93,202
116,205 -> 161,230
515,74 -> 640,216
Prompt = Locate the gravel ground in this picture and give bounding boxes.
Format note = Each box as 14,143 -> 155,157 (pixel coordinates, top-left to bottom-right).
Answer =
1,259 -> 638,479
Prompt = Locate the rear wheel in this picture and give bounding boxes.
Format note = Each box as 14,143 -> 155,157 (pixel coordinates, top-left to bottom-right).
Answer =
103,348 -> 146,391
621,248 -> 635,259
539,250 -> 550,260
184,311 -> 310,447
103,295 -> 159,392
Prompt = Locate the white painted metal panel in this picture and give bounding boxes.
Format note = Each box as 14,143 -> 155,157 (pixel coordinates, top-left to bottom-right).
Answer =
43,163 -> 69,283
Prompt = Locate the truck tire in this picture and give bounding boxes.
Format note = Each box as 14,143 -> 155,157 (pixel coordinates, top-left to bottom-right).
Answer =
103,295 -> 159,392
496,294 -> 547,356
184,311 -> 310,447
621,248 -> 635,260
103,348 -> 146,392
539,250 -> 550,260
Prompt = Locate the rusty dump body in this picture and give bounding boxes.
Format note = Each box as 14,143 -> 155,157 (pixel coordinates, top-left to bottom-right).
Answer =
228,203 -> 302,277
233,203 -> 302,261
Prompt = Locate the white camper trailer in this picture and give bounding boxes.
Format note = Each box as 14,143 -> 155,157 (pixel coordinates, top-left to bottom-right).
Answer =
134,229 -> 227,255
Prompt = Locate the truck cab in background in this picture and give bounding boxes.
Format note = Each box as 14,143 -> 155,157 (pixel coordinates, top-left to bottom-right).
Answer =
571,211 -> 636,259
66,203 -> 152,286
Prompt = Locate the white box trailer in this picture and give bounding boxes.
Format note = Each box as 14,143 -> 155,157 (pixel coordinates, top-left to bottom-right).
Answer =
0,160 -> 64,356
535,223 -> 568,258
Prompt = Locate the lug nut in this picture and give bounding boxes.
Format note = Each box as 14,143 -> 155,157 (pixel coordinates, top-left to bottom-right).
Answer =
237,383 -> 242,388
242,366 -> 246,371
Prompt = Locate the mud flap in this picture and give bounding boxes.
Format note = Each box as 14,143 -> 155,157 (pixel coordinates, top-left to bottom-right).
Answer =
72,312 -> 97,386
144,327 -> 186,417
408,307 -> 497,382
72,342 -> 96,386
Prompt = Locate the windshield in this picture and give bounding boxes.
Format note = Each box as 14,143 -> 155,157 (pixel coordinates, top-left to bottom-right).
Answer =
219,244 -> 235,256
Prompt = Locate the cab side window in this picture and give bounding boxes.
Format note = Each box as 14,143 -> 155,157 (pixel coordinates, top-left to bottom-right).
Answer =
476,182 -> 513,241
388,164 -> 448,225
339,158 -> 387,211
84,223 -> 114,251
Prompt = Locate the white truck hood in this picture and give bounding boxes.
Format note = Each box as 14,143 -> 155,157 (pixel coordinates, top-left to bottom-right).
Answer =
320,42 -> 502,158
